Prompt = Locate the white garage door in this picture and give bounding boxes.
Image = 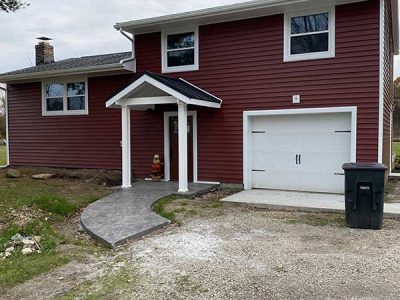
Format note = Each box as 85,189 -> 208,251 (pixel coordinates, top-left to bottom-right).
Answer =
249,112 -> 352,194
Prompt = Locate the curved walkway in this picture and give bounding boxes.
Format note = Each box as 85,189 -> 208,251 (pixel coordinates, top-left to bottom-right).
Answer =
81,181 -> 217,248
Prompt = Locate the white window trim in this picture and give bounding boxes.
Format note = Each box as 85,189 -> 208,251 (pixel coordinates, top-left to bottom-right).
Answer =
42,77 -> 89,116
284,7 -> 336,62
161,27 -> 199,73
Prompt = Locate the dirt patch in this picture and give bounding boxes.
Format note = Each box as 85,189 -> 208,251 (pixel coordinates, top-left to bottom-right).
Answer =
386,177 -> 400,203
5,166 -> 122,187
121,208 -> 400,300
6,189 -> 400,299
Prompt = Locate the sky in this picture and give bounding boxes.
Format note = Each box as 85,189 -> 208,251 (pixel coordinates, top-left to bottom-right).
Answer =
0,0 -> 399,77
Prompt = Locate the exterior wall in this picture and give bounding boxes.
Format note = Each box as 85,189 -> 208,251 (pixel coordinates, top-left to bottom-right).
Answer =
382,0 -> 394,169
7,74 -> 134,169
7,0 -> 383,183
134,0 -> 381,183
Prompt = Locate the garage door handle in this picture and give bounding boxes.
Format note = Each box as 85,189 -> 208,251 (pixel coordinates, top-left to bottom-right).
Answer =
299,154 -> 301,165
296,155 -> 298,165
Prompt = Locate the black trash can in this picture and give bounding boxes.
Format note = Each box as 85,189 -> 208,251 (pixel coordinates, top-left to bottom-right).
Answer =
342,163 -> 387,230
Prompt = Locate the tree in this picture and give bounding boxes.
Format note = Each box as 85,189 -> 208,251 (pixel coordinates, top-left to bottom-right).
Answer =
0,0 -> 29,13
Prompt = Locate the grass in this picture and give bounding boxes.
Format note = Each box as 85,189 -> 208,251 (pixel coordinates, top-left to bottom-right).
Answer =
0,168 -> 112,291
0,145 -> 6,166
286,213 -> 346,227
56,267 -> 139,300
0,220 -> 68,291
152,195 -> 180,223
393,142 -> 400,156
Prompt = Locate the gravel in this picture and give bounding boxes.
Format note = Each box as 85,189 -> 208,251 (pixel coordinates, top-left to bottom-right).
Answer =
126,208 -> 400,300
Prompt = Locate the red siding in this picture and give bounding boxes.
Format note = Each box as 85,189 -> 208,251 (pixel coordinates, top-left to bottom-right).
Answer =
134,0 -> 381,183
8,75 -> 133,169
382,0 -> 394,169
7,0 -> 382,183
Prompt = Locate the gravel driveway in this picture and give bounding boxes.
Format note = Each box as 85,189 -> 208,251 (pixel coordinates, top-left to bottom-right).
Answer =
125,207 -> 400,300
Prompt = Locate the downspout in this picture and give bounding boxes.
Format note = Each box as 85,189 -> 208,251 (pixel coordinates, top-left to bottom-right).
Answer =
118,29 -> 136,72
0,86 -> 8,167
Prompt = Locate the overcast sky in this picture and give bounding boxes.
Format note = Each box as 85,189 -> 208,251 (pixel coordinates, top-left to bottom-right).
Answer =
0,0 -> 399,77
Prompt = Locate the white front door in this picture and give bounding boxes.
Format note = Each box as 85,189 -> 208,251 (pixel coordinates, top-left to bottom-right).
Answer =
249,112 -> 352,194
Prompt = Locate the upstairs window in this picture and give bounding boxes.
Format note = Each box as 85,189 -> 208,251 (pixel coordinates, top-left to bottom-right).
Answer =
284,8 -> 335,62
42,78 -> 88,116
162,28 -> 199,73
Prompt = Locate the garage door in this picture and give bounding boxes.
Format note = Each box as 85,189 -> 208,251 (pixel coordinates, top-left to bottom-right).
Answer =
249,112 -> 352,194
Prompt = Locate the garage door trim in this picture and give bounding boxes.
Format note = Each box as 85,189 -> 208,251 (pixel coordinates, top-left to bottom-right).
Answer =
243,106 -> 357,190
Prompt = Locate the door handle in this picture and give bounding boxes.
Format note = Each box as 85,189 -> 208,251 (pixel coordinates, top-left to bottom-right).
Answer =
296,154 -> 298,165
299,154 -> 301,165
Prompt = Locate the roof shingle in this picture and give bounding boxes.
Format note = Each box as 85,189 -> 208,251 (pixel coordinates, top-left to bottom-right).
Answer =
0,52 -> 131,77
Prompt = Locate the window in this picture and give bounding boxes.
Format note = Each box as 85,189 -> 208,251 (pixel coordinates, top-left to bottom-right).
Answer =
284,8 -> 335,62
42,79 -> 88,116
162,28 -> 199,73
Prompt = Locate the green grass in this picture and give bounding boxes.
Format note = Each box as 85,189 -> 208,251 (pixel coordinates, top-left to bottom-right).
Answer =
152,195 -> 180,223
0,168 -> 112,291
0,220 -> 68,291
0,145 -> 6,166
29,194 -> 77,216
393,142 -> 400,156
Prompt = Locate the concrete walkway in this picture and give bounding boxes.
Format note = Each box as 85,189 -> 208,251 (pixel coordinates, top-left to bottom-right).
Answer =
221,189 -> 400,218
81,181 -> 217,248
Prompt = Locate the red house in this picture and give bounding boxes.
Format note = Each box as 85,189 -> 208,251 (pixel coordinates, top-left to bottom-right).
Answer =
0,0 -> 398,194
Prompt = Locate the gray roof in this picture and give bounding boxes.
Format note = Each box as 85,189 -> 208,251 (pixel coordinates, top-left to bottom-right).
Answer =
0,52 -> 131,77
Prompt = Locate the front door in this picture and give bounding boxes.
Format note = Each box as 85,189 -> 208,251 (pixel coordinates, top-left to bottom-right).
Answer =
169,116 -> 193,181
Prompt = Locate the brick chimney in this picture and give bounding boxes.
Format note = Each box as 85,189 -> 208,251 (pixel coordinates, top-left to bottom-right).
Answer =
35,37 -> 54,65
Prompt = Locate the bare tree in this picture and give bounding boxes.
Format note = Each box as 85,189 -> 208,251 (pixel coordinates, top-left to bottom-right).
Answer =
0,0 -> 29,12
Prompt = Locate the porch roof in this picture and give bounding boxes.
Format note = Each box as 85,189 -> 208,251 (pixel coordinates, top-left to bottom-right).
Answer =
106,71 -> 222,109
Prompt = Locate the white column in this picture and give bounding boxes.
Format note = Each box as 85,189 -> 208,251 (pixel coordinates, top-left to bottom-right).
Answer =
177,101 -> 188,192
121,105 -> 132,188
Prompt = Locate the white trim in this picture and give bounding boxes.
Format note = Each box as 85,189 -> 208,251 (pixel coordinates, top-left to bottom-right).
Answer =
284,7 -> 336,62
122,96 -> 176,106
390,172 -> 400,177
164,110 -> 198,183
178,102 -> 189,192
106,73 -> 221,108
115,0 -> 367,34
161,26 -> 199,73
196,181 -> 220,185
121,106 -> 132,188
243,106 -> 357,190
42,77 -> 89,116
0,63 -> 127,83
378,0 -> 385,163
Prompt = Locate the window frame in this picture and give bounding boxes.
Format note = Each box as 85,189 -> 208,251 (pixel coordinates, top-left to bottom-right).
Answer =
161,27 -> 199,73
284,7 -> 335,62
42,77 -> 89,116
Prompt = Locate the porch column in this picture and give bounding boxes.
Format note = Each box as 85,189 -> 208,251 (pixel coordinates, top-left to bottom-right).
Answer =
121,105 -> 132,188
177,101 -> 188,192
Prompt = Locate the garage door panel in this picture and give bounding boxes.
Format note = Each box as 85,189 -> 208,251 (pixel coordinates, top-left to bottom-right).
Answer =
249,112 -> 352,194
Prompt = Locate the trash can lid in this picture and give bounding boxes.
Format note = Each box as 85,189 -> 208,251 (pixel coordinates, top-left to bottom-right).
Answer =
342,162 -> 388,171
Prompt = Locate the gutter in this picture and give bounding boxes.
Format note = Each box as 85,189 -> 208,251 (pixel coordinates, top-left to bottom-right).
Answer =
0,63 -> 127,84
118,29 -> 136,72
